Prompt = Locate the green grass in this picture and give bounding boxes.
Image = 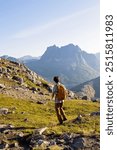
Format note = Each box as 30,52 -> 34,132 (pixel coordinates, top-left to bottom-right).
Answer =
0,94 -> 100,135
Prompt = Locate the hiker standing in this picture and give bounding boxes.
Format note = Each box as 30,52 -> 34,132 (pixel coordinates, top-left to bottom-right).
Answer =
52,76 -> 67,124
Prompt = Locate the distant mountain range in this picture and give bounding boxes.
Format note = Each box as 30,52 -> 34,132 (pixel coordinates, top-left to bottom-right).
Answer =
1,55 -> 19,62
24,44 -> 100,88
0,55 -> 41,63
19,55 -> 41,63
71,76 -> 100,98
0,44 -> 100,88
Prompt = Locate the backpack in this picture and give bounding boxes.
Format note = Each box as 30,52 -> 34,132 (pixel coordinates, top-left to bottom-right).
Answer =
56,84 -> 66,100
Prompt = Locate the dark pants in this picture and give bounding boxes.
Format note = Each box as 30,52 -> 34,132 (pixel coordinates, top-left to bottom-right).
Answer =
55,102 -> 67,124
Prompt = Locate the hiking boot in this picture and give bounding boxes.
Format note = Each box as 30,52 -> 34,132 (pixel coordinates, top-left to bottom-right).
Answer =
58,120 -> 63,125
63,118 -> 67,121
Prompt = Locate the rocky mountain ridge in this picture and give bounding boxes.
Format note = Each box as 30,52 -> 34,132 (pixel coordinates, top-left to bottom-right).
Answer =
25,44 -> 100,88
0,55 -> 41,64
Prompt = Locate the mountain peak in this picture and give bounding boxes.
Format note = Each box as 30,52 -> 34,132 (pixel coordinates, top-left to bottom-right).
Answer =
25,44 -> 99,88
61,43 -> 81,50
41,43 -> 82,61
46,44 -> 81,52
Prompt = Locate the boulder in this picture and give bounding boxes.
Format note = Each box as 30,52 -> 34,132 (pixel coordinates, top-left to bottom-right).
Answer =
72,115 -> 82,124
7,68 -> 12,73
82,96 -> 88,100
71,137 -> 86,149
36,81 -> 42,86
71,136 -> 99,150
12,76 -> 23,84
0,108 -> 9,114
30,127 -> 48,149
0,84 -> 5,89
91,97 -> 100,102
90,112 -> 100,116
33,127 -> 48,135
0,141 -> 9,149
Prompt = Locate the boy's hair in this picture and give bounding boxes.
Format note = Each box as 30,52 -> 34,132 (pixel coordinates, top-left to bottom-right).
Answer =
53,76 -> 60,83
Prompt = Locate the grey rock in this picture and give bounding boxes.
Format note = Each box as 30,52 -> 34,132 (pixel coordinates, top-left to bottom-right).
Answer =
7,68 -> 11,73
56,139 -> 65,144
18,132 -> 24,137
37,100 -> 47,105
30,128 -> 49,149
36,81 -> 42,86
82,96 -> 88,100
71,136 -> 100,150
14,142 -> 19,148
0,108 -> 9,114
60,133 -> 71,142
0,141 -> 9,149
12,76 -> 23,84
7,124 -> 15,128
49,140 -> 56,146
71,137 -> 85,149
73,115 -> 82,124
34,127 -> 48,135
90,112 -> 100,116
0,84 -> 5,89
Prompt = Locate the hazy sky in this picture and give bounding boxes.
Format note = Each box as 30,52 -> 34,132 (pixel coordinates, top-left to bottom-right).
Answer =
0,0 -> 100,57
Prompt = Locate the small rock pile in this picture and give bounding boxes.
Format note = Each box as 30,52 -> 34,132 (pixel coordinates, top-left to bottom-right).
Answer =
28,129 -> 100,150
0,124 -> 100,150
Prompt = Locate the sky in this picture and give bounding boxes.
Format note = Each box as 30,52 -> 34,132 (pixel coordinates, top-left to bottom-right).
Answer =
0,0 -> 100,58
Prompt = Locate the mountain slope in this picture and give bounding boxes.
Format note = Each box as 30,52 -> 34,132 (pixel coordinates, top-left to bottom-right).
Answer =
0,58 -> 51,101
71,77 -> 100,98
25,44 -> 100,88
0,58 -> 100,149
0,94 -> 99,149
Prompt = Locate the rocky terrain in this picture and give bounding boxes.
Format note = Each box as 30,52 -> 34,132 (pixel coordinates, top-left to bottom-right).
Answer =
0,125 -> 99,150
0,58 -> 52,102
0,58 -> 100,150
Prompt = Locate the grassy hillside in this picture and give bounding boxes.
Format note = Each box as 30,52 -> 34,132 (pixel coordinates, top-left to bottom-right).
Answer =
0,58 -> 52,101
0,94 -> 99,136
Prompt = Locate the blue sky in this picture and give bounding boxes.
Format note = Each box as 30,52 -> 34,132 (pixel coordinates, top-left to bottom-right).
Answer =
0,0 -> 100,57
